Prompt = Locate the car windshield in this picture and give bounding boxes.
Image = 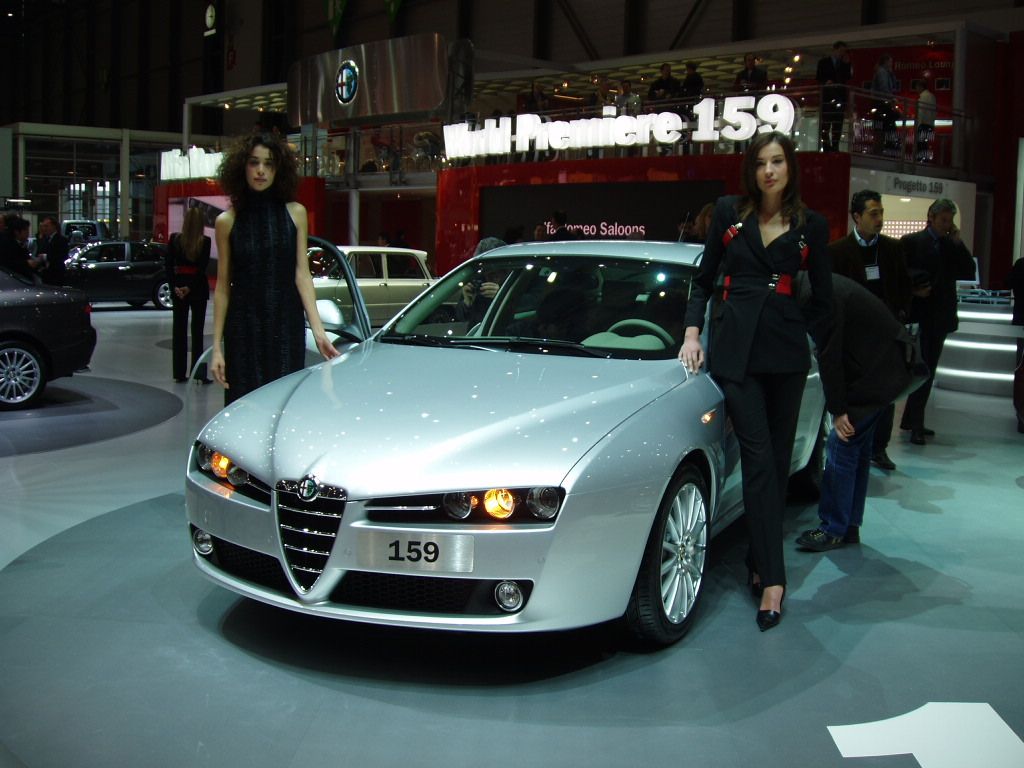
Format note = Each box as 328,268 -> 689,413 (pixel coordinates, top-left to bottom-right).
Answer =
382,252 -> 696,360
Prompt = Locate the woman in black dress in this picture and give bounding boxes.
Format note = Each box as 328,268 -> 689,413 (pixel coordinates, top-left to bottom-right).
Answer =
210,132 -> 339,405
167,206 -> 211,382
679,132 -> 832,631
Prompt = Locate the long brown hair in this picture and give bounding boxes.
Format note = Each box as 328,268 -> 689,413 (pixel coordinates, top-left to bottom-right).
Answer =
737,131 -> 806,227
179,207 -> 205,262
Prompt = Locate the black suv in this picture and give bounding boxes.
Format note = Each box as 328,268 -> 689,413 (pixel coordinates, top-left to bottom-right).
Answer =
64,240 -> 172,309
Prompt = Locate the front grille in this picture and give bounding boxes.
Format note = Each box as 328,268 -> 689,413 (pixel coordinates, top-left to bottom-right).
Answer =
202,532 -> 291,595
330,572 -> 533,615
275,480 -> 347,592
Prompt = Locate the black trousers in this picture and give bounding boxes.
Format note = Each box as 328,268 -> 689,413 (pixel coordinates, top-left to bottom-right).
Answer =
720,371 -> 806,588
872,402 -> 895,453
172,295 -> 208,380
901,325 -> 947,430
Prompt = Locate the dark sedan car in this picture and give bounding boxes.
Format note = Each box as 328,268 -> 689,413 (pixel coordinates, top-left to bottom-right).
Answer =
64,240 -> 172,309
0,267 -> 97,409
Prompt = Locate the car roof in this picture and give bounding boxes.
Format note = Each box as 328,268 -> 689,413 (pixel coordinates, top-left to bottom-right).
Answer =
334,245 -> 428,258
475,239 -> 704,268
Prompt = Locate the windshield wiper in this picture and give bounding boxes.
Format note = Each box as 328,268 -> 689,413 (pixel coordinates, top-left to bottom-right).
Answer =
378,333 -> 452,347
474,337 -> 607,357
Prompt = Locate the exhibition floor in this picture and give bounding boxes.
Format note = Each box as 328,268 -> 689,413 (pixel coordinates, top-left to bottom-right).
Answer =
1,307 -> 1022,768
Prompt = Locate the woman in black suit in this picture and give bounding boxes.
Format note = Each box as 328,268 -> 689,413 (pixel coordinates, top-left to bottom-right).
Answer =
167,206 -> 212,382
679,131 -> 832,631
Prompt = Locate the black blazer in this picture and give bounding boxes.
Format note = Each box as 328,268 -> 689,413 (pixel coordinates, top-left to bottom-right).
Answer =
166,234 -> 212,302
37,232 -> 68,285
810,274 -> 916,422
815,56 -> 852,86
684,195 -> 832,382
900,227 -> 975,333
829,232 -> 910,320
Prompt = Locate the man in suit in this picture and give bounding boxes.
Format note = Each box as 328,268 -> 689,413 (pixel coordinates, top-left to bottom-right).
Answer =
899,199 -> 977,444
829,189 -> 913,470
795,273 -> 920,550
36,216 -> 68,286
734,53 -> 768,92
816,41 -> 852,151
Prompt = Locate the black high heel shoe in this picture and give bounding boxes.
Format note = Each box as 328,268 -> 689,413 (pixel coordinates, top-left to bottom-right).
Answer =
756,588 -> 785,632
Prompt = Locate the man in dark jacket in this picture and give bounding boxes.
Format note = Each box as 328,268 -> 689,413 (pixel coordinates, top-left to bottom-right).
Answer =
899,199 -> 977,444
816,41 -> 852,151
0,216 -> 41,280
795,273 -> 921,551
829,189 -> 913,470
36,215 -> 69,285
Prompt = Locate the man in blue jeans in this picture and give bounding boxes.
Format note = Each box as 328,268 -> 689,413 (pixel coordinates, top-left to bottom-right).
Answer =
795,274 -> 922,551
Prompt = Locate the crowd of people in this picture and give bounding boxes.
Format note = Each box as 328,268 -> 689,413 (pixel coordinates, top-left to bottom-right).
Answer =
0,213 -> 68,285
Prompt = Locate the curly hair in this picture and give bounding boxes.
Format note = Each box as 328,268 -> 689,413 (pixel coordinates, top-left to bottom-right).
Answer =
217,132 -> 299,212
737,131 -> 806,227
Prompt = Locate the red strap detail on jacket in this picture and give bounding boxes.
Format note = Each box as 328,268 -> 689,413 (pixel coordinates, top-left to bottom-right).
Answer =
722,224 -> 741,247
799,238 -> 809,269
174,266 -> 199,275
721,273 -> 793,298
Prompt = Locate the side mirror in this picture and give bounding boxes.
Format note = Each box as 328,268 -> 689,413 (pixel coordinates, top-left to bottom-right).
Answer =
315,299 -> 345,332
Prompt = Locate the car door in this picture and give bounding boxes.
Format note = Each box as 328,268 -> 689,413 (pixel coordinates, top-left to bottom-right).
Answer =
347,250 -> 391,326
126,242 -> 165,301
382,251 -> 433,319
305,237 -> 371,361
67,242 -> 128,300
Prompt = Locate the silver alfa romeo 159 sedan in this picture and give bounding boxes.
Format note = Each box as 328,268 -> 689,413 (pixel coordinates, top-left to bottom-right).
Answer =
185,240 -> 825,647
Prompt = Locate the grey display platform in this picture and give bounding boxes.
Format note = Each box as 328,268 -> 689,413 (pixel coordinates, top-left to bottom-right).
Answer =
1,309 -> 1022,768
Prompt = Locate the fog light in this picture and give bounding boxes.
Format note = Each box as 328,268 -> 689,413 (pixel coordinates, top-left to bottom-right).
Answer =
443,491 -> 476,520
192,528 -> 214,556
494,580 -> 524,612
483,488 -> 515,519
526,487 -> 560,519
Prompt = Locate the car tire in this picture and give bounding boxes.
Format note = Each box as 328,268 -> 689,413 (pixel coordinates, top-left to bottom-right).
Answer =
624,464 -> 709,647
0,340 -> 46,410
154,280 -> 173,310
789,410 -> 831,502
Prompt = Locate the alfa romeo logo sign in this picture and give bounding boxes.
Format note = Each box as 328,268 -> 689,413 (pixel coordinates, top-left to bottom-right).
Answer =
335,59 -> 359,105
297,476 -> 320,502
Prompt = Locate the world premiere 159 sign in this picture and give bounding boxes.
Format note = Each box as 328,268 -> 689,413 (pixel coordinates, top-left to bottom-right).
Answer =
443,95 -> 796,159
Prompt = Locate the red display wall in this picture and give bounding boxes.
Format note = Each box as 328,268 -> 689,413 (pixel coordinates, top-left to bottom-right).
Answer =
434,152 -> 853,276
154,176 -> 327,242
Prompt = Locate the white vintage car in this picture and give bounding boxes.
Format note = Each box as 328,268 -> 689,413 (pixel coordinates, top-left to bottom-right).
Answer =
186,240 -> 825,647
309,244 -> 433,327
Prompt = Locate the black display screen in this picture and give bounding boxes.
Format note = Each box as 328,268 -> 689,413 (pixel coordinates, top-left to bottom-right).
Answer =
479,180 -> 724,242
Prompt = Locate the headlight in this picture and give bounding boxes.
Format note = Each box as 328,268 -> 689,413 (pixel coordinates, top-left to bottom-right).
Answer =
526,486 -> 561,519
194,442 -> 250,488
442,492 -> 475,520
435,486 -> 562,522
483,488 -> 516,520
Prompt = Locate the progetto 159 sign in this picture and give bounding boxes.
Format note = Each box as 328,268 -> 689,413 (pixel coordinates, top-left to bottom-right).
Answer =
443,95 -> 796,159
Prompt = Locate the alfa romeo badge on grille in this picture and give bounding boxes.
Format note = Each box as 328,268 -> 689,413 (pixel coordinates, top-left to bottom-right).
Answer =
297,476 -> 320,502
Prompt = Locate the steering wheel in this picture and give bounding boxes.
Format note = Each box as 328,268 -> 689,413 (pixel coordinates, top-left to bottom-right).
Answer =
607,319 -> 675,347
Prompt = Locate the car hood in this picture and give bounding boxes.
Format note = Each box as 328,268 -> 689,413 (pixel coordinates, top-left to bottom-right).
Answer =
199,342 -> 686,497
